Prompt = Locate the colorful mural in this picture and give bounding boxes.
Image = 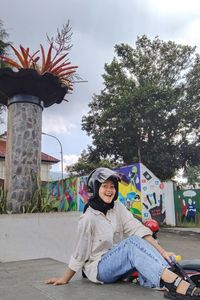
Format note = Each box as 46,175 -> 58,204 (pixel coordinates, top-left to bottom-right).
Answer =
48,163 -> 166,224
174,189 -> 200,227
48,177 -> 78,211
140,164 -> 166,223
115,164 -> 142,220
77,176 -> 89,212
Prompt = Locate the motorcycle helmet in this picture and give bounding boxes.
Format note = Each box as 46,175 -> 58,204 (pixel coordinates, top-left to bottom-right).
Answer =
143,219 -> 160,233
87,167 -> 121,197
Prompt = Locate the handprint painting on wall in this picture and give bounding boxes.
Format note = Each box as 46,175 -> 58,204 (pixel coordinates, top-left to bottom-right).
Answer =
140,164 -> 166,223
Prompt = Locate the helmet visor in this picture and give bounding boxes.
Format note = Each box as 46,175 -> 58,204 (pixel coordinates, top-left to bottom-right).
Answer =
92,168 -> 120,183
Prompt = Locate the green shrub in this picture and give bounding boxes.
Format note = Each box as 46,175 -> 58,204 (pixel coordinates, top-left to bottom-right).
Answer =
0,181 -> 60,214
20,182 -> 60,213
0,187 -> 7,214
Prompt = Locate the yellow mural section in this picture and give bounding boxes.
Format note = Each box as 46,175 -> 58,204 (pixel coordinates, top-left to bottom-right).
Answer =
118,181 -> 142,219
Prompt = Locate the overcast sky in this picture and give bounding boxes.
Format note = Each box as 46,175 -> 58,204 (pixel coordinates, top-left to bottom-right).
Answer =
1,0 -> 200,173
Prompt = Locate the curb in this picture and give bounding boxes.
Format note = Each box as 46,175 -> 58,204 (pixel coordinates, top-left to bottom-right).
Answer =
160,227 -> 200,236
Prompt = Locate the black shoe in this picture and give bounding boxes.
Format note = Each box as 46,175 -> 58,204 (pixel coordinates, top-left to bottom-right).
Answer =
164,276 -> 200,299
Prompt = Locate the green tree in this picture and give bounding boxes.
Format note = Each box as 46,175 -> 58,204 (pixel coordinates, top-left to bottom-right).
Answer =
0,20 -> 9,65
82,35 -> 200,180
0,20 -> 9,124
65,149 -> 119,176
184,166 -> 200,188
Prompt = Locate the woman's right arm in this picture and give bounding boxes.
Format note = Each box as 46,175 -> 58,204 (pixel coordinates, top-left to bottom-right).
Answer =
45,267 -> 76,285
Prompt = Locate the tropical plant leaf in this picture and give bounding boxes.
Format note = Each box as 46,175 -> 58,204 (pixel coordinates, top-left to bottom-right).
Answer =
40,44 -> 46,72
42,43 -> 53,72
48,53 -> 69,71
53,65 -> 78,76
0,26 -> 78,91
0,55 -> 22,68
19,45 -> 29,68
9,44 -> 27,67
49,61 -> 71,74
59,70 -> 77,77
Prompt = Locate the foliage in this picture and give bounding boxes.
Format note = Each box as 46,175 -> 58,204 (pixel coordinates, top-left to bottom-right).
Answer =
0,21 -> 78,91
0,20 -> 9,123
65,149 -> 119,176
184,166 -> 200,188
82,35 -> 200,180
20,182 -> 59,213
0,183 -> 60,214
0,20 -> 9,60
0,187 -> 7,214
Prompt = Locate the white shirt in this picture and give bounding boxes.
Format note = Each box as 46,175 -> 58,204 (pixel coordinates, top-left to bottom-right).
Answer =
68,201 -> 152,283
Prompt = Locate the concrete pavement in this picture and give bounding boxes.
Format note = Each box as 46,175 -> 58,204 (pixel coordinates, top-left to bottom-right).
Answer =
1,228 -> 200,300
0,258 -> 166,300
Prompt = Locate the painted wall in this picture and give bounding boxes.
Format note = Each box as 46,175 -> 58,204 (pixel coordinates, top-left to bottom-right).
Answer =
73,165 -> 143,218
140,164 -> 166,223
174,189 -> 200,227
48,177 -> 78,211
77,176 -> 89,212
51,163 -> 169,224
115,164 -> 142,220
115,163 -> 167,223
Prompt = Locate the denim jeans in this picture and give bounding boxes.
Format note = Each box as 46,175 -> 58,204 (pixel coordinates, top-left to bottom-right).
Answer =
97,236 -> 169,288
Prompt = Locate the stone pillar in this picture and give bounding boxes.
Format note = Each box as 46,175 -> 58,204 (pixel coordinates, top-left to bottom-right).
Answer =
5,95 -> 42,213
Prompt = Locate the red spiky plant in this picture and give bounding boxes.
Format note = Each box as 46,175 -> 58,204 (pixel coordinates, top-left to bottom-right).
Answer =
0,21 -> 78,91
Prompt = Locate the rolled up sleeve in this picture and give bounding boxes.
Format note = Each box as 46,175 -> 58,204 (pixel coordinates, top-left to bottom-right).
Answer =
119,203 -> 152,238
68,215 -> 92,272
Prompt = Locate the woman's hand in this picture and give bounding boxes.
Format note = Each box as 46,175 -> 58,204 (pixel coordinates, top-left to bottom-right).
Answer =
45,267 -> 76,286
45,277 -> 68,285
161,251 -> 176,263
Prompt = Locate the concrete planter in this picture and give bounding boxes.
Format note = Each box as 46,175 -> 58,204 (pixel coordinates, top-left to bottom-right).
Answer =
0,212 -> 81,263
0,68 -> 67,107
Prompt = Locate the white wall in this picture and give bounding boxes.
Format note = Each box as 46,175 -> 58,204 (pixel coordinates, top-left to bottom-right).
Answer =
163,181 -> 176,226
40,163 -> 51,181
0,197 -> 177,264
0,212 -> 81,263
0,160 -> 52,182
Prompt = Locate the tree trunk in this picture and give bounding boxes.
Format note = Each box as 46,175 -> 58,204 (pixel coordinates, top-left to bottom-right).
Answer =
5,95 -> 42,213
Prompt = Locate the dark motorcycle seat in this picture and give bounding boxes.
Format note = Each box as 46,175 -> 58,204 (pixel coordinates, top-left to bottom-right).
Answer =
179,259 -> 200,271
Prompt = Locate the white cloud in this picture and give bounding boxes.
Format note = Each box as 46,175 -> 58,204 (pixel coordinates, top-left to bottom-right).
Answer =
150,0 -> 200,14
63,154 -> 80,167
176,19 -> 200,47
52,154 -> 80,173
42,115 -> 76,135
56,154 -> 80,173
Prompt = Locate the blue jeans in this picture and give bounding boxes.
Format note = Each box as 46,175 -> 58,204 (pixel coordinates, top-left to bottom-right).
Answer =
97,236 -> 169,288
